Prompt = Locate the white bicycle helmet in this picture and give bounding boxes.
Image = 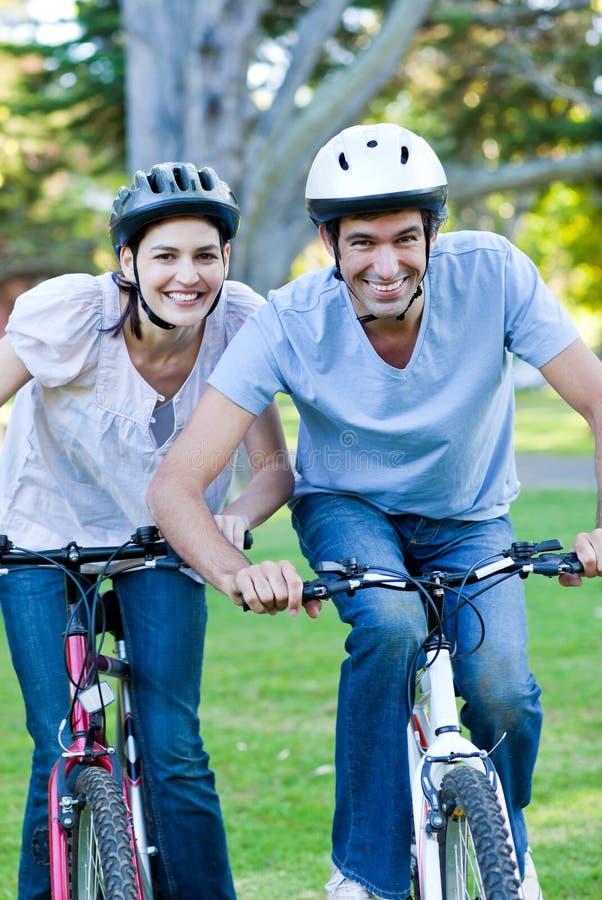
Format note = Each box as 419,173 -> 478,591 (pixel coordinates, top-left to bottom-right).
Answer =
305,123 -> 447,224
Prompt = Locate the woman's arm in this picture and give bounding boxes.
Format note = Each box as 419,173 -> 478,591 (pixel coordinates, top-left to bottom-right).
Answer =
216,401 -> 293,546
0,335 -> 32,406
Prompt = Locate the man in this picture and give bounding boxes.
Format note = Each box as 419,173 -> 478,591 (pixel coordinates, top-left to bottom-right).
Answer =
148,124 -> 602,899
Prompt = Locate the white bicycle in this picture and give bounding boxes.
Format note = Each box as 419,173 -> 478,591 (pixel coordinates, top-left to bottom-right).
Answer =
300,538 -> 583,899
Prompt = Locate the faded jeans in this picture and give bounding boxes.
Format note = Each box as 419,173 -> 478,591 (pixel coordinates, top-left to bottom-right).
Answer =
292,493 -> 542,900
1,566 -> 235,900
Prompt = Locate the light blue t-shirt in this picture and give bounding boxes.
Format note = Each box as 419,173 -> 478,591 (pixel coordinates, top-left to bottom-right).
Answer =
209,231 -> 578,521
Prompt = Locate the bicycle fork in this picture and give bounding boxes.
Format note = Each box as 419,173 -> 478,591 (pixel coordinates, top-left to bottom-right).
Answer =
408,638 -> 522,897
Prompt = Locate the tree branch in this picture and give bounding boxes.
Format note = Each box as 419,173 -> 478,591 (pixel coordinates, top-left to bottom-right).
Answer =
255,0 -> 350,139
244,0 -> 435,229
449,143 -> 602,203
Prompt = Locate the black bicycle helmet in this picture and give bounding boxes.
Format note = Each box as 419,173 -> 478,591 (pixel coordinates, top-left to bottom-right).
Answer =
305,123 -> 447,224
109,162 -> 240,255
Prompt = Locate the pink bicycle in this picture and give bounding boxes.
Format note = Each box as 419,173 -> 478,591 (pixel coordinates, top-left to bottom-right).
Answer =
0,526 -> 187,899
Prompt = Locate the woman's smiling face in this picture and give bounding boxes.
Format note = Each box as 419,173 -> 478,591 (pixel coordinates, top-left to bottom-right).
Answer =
121,216 -> 230,327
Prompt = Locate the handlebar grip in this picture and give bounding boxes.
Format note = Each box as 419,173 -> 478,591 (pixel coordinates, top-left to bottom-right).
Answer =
243,530 -> 253,550
302,578 -> 356,601
531,552 -> 583,576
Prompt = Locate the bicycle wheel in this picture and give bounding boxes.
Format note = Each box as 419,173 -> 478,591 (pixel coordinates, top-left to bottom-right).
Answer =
438,765 -> 520,899
70,767 -> 139,899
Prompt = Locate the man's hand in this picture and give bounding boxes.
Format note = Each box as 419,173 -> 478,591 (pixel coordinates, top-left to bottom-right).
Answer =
227,560 -> 321,619
559,527 -> 602,586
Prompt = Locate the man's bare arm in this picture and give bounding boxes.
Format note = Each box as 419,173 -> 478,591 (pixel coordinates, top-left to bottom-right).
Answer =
148,386 -> 310,615
540,337 -> 602,582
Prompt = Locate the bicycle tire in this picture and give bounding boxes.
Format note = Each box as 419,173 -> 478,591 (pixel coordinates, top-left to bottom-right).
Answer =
438,765 -> 520,899
70,767 -> 139,900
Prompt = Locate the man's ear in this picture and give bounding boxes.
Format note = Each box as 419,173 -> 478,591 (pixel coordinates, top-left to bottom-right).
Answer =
318,223 -> 336,260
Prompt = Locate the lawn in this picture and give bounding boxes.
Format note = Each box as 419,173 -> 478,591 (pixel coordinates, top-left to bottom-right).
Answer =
513,388 -> 595,456
0,489 -> 600,899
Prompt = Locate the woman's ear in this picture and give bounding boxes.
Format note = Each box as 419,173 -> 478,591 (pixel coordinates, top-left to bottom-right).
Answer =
119,244 -> 135,280
222,241 -> 231,277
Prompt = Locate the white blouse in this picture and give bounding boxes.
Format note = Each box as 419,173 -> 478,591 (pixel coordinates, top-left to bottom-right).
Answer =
1,271 -> 264,550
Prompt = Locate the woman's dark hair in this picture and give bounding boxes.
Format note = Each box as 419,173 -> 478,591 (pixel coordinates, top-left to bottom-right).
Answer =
106,216 -> 230,340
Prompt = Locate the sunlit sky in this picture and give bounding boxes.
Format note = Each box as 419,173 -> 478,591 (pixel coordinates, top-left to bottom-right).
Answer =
0,0 -> 80,44
27,0 -> 75,21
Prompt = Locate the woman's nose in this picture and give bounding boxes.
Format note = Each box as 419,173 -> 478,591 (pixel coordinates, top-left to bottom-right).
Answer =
175,257 -> 199,284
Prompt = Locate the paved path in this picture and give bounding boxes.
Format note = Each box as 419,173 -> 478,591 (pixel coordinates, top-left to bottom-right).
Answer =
516,454 -> 597,490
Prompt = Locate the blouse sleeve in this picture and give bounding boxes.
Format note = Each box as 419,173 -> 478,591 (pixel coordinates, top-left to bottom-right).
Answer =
6,273 -> 104,387
222,280 -> 266,344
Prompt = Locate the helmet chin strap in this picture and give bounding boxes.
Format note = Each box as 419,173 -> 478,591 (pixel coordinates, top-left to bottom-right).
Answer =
356,285 -> 422,326
133,256 -> 175,330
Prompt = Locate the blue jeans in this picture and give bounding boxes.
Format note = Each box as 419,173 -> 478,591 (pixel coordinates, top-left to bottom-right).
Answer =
1,567 -> 236,900
292,493 -> 542,900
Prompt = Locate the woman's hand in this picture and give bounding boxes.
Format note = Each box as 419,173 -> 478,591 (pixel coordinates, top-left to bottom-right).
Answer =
213,513 -> 251,551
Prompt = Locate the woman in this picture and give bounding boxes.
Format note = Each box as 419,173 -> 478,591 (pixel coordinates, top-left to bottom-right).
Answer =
0,162 -> 293,899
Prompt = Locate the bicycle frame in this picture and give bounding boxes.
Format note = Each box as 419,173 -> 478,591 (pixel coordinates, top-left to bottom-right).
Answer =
47,566 -> 155,899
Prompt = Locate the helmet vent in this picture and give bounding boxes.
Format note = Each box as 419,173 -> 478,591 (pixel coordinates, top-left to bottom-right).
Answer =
147,172 -> 162,193
199,169 -> 216,191
367,140 -> 378,148
173,166 -> 188,191
400,145 -> 409,164
338,152 -> 350,171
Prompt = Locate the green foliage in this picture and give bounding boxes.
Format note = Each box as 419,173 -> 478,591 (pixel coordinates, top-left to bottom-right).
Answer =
517,182 -> 602,313
0,0 -> 124,278
409,3 -> 600,159
0,0 -> 124,171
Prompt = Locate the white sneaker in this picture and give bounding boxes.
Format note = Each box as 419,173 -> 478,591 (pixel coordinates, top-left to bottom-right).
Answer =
325,864 -> 376,898
522,849 -> 544,900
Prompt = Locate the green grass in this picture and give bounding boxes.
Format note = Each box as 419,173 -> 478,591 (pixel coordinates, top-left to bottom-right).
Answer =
1,491 -> 600,898
514,388 -> 595,456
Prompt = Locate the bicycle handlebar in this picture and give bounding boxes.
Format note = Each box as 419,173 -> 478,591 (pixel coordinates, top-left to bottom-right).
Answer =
300,541 -> 584,602
0,525 -> 253,571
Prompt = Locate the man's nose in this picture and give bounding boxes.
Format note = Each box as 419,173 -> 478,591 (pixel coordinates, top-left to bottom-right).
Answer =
373,244 -> 400,279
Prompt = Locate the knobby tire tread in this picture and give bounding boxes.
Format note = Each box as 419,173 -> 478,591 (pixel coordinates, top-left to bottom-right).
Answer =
439,765 -> 520,899
70,766 -> 138,900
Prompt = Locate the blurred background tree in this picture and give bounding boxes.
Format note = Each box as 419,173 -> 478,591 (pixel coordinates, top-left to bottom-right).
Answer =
0,0 -> 600,331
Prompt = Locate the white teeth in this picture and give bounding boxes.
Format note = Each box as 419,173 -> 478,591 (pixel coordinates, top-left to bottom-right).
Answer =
371,279 -> 404,293
167,292 -> 200,301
